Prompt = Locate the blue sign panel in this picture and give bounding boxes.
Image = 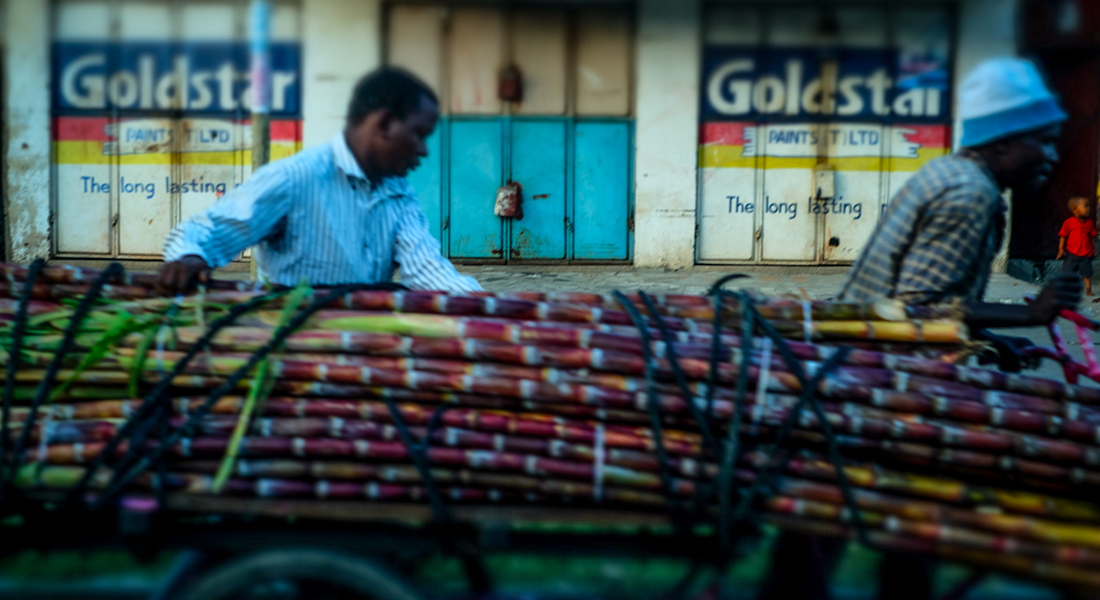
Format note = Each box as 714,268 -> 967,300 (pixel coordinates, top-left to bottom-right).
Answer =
702,46 -> 949,122
54,42 -> 301,116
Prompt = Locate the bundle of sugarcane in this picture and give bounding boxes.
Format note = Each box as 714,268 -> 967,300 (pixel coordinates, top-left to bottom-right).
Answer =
5,262 -> 1100,590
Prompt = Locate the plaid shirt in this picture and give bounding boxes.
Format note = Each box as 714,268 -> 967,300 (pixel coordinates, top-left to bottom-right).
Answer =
838,150 -> 1005,305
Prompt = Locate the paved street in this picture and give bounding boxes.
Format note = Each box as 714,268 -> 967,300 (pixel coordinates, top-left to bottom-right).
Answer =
458,265 -> 1046,304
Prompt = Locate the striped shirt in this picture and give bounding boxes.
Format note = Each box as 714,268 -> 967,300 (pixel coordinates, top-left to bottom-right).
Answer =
163,133 -> 482,292
838,150 -> 1005,305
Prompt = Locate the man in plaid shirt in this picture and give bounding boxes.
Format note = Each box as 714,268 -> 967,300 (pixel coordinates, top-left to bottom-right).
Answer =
763,59 -> 1081,600
838,59 -> 1080,337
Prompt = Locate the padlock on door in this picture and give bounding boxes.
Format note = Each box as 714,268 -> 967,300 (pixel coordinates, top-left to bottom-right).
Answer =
494,182 -> 524,220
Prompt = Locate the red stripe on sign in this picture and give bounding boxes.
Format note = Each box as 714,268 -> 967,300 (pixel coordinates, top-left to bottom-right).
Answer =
53,117 -> 113,141
269,120 -> 302,142
55,116 -> 303,142
700,122 -> 749,146
896,124 -> 951,148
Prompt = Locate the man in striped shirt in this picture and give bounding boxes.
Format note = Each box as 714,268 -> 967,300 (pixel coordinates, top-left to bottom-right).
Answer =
157,68 -> 481,294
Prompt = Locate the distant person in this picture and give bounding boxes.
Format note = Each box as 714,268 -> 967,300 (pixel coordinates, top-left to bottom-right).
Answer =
1057,197 -> 1097,296
156,68 -> 480,295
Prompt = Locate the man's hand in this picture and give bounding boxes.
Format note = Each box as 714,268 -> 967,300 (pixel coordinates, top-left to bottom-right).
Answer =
1028,272 -> 1083,324
1056,250 -> 1065,260
156,255 -> 211,296
976,331 -> 1038,372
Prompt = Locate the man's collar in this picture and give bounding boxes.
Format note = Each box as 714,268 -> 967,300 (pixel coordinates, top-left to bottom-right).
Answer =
958,148 -> 1000,190
332,132 -> 368,181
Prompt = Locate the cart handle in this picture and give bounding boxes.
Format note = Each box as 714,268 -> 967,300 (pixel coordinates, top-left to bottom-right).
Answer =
1020,295 -> 1100,384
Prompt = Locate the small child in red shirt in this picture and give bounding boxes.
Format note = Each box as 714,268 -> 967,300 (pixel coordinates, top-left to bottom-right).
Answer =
1058,196 -> 1098,296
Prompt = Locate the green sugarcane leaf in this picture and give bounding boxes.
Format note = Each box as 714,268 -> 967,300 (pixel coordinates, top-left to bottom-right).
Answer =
26,310 -> 75,329
315,313 -> 458,337
49,310 -> 139,402
128,318 -> 166,398
213,281 -> 310,493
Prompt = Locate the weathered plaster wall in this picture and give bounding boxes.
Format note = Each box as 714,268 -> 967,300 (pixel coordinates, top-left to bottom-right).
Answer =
632,0 -> 700,269
3,0 -> 51,263
301,0 -> 382,149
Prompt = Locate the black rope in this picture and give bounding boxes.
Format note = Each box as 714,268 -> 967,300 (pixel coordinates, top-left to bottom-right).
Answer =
63,289 -> 291,510
732,311 -> 868,544
5,262 -> 124,493
635,292 -> 723,518
378,398 -> 492,594
0,258 -> 45,504
612,290 -> 687,528
717,290 -> 754,550
90,284 -> 392,508
638,293 -> 721,455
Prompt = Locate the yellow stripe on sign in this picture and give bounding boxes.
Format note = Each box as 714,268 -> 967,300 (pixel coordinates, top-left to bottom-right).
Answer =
54,141 -> 304,165
699,146 -> 949,171
698,146 -> 757,169
889,148 -> 950,172
54,141 -> 110,164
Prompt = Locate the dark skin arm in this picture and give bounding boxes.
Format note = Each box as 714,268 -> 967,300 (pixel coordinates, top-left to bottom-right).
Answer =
156,255 -> 211,296
964,272 -> 1082,329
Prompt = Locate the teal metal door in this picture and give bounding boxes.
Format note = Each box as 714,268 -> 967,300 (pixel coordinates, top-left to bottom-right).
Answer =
574,121 -> 631,260
409,118 -> 633,262
446,120 -> 504,259
388,5 -> 634,262
509,120 -> 567,260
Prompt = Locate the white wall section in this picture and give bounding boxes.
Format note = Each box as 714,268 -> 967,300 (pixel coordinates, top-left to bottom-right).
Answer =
302,0 -> 381,149
3,0 -> 51,263
633,0 -> 700,269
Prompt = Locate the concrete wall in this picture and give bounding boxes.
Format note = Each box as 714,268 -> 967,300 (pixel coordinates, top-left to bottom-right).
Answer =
632,0 -> 700,269
2,0 -> 51,263
301,0 -> 382,149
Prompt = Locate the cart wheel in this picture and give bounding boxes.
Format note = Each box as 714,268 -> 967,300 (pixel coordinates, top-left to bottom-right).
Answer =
171,549 -> 423,600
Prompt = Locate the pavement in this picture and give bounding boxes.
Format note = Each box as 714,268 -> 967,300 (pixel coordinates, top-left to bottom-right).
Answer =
456,265 -> 1047,304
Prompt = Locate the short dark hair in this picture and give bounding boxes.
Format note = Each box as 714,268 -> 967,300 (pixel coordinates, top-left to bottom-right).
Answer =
346,67 -> 438,126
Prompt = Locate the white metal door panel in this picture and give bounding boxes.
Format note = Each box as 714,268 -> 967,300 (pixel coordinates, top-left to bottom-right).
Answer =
760,127 -> 816,261
698,167 -> 758,261
575,8 -> 631,116
759,12 -> 819,263
56,2 -> 111,38
115,117 -> 174,255
698,122 -> 757,261
512,8 -> 567,116
54,2 -> 112,255
821,124 -> 884,261
115,3 -> 174,255
698,8 -> 761,262
448,8 -> 504,115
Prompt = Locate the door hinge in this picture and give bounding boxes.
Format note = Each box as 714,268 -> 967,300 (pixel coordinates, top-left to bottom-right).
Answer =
565,217 -> 574,233
442,217 -> 450,231
627,217 -> 635,232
